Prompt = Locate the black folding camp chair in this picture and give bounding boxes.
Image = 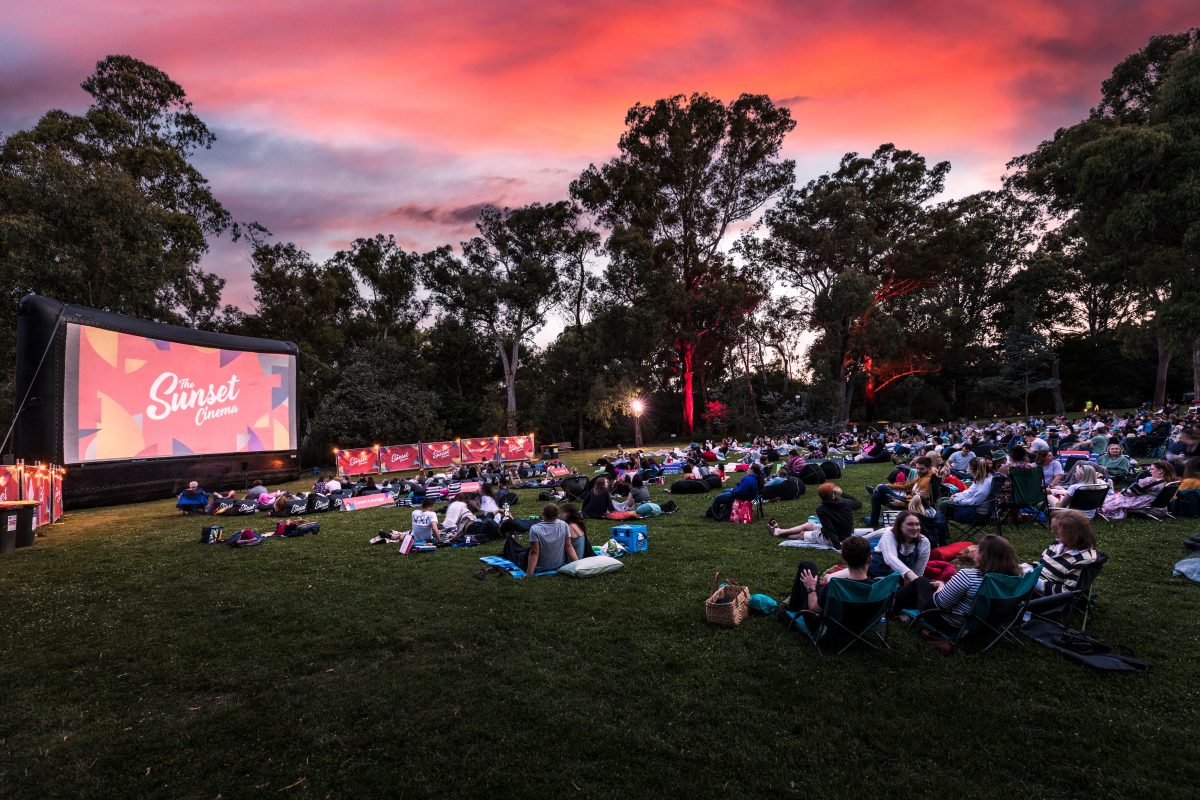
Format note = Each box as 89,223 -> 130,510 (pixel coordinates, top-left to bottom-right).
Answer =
783,573 -> 901,655
1126,482 -> 1181,522
1050,487 -> 1109,520
1026,553 -> 1108,632
909,566 -> 1042,654
950,473 -> 1007,541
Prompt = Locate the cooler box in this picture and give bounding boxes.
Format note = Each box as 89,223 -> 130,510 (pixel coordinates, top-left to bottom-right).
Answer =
611,524 -> 648,553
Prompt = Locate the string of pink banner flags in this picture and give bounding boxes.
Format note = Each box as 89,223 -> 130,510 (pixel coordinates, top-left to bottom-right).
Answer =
334,435 -> 537,477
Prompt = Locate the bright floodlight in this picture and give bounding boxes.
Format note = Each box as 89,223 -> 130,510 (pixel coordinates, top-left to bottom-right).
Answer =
630,398 -> 645,415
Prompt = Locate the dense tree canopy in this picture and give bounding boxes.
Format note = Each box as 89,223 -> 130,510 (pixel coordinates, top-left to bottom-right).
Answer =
2,37 -> 1198,460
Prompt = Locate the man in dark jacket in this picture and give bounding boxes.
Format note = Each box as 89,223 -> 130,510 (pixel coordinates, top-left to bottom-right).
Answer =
769,483 -> 862,547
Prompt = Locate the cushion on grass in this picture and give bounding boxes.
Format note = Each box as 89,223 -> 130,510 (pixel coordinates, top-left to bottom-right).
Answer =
557,555 -> 624,578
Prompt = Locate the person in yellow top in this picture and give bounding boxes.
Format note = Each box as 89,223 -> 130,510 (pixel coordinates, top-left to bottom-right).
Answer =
1179,458 -> 1200,491
866,456 -> 935,527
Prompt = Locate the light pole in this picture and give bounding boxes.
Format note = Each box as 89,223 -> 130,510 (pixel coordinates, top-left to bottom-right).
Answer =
630,397 -> 645,448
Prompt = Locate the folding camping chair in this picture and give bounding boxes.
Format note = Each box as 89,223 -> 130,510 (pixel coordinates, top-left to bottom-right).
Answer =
909,565 -> 1042,654
1026,553 -> 1108,632
1004,466 -> 1048,528
1126,481 -> 1180,522
949,474 -> 1007,541
1049,487 -> 1108,520
782,573 -> 900,656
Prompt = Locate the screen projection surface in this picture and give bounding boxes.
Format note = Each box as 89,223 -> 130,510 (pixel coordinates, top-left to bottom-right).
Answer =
62,323 -> 297,463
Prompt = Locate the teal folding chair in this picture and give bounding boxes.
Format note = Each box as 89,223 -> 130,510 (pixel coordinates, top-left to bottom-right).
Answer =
909,565 -> 1043,654
783,573 -> 900,655
1004,466 -> 1048,528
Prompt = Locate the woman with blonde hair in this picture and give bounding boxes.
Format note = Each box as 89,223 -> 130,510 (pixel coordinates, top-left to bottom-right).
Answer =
1047,463 -> 1109,519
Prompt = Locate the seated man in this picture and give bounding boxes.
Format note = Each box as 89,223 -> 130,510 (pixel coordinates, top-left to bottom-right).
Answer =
785,534 -> 875,614
502,503 -> 581,574
770,483 -> 861,548
176,481 -> 209,513
865,456 -> 935,527
410,497 -> 441,543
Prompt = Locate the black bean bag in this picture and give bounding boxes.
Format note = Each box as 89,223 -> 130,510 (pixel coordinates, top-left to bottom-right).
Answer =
210,498 -> 258,516
669,478 -> 710,494
306,493 -> 334,513
270,496 -> 310,517
819,460 -> 842,479
561,475 -> 589,502
703,474 -> 724,490
796,464 -> 827,485
762,477 -> 803,501
497,490 -> 519,507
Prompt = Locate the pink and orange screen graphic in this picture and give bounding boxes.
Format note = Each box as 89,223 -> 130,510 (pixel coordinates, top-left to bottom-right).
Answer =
63,324 -> 297,463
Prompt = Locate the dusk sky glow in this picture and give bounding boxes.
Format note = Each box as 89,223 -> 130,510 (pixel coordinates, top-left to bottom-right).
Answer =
3,0 -> 1197,311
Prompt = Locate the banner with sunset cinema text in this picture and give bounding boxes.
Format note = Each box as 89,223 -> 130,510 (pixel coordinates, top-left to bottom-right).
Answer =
420,441 -> 460,469
0,467 -> 19,503
459,437 -> 498,464
498,435 -> 535,461
62,323 -> 297,464
378,444 -> 421,473
336,448 -> 378,476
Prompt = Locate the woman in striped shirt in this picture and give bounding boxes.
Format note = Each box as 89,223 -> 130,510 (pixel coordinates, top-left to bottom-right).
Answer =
1029,510 -> 1098,596
920,535 -> 1022,653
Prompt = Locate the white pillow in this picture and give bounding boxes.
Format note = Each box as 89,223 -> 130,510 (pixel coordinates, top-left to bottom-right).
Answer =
558,555 -> 624,578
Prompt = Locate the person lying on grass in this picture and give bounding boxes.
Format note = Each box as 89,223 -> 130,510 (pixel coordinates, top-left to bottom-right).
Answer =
786,534 -> 875,615
769,482 -> 861,548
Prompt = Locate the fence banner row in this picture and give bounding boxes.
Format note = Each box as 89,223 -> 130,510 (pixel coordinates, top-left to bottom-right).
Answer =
334,436 -> 537,477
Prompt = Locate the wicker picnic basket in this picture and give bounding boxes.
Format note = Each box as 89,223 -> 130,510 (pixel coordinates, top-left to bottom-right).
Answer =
705,572 -> 750,627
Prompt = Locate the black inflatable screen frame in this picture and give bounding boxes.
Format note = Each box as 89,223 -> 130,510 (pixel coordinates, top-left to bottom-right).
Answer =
14,295 -> 301,507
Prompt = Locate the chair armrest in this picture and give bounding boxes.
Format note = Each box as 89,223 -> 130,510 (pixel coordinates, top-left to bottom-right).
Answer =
1026,590 -> 1081,616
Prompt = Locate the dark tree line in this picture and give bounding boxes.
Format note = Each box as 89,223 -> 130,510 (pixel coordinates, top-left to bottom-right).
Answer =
3,38 -> 1199,463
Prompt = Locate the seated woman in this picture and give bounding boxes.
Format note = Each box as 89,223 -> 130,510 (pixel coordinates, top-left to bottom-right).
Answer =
581,476 -> 636,519
785,534 -> 875,615
1179,458 -> 1200,491
1100,460 -> 1175,520
769,483 -> 861,548
1026,510 -> 1098,596
478,483 -> 501,516
894,533 -> 1023,652
1047,463 -> 1110,518
1035,449 -> 1064,489
1095,443 -> 1134,483
868,510 -> 930,583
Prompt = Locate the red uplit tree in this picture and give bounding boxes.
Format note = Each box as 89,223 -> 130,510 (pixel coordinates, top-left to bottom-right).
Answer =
573,93 -> 795,434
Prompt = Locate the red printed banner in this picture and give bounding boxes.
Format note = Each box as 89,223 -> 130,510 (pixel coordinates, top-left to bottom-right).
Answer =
336,447 -> 378,476
64,323 -> 296,463
459,437 -> 498,464
378,443 -> 421,473
497,435 -> 535,462
34,472 -> 51,528
420,441 -> 460,469
0,467 -> 19,503
52,471 -> 64,522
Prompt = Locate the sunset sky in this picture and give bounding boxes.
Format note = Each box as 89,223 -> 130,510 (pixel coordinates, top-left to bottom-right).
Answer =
2,1 -> 1196,312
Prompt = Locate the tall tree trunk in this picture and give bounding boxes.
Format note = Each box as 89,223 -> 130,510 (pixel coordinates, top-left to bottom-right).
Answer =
741,340 -> 759,424
497,338 -> 519,435
1192,335 -> 1200,404
679,340 -> 695,435
1154,328 -> 1171,408
1050,350 -> 1066,415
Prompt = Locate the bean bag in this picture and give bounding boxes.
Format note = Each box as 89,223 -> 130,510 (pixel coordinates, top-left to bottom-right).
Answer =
703,474 -> 724,490
669,478 -> 710,494
497,491 -> 519,507
796,464 -> 827,485
306,493 -> 335,513
761,478 -> 803,501
270,497 -> 309,517
819,460 -> 842,479
211,498 -> 258,516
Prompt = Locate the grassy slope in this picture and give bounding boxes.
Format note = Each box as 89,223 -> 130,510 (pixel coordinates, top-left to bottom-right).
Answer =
1,451 -> 1198,799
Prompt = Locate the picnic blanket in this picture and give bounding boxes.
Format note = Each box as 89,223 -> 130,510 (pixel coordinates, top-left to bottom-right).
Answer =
478,555 -> 559,579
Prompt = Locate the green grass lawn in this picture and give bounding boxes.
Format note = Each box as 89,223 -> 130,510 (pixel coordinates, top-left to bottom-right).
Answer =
2,451 -> 1199,799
